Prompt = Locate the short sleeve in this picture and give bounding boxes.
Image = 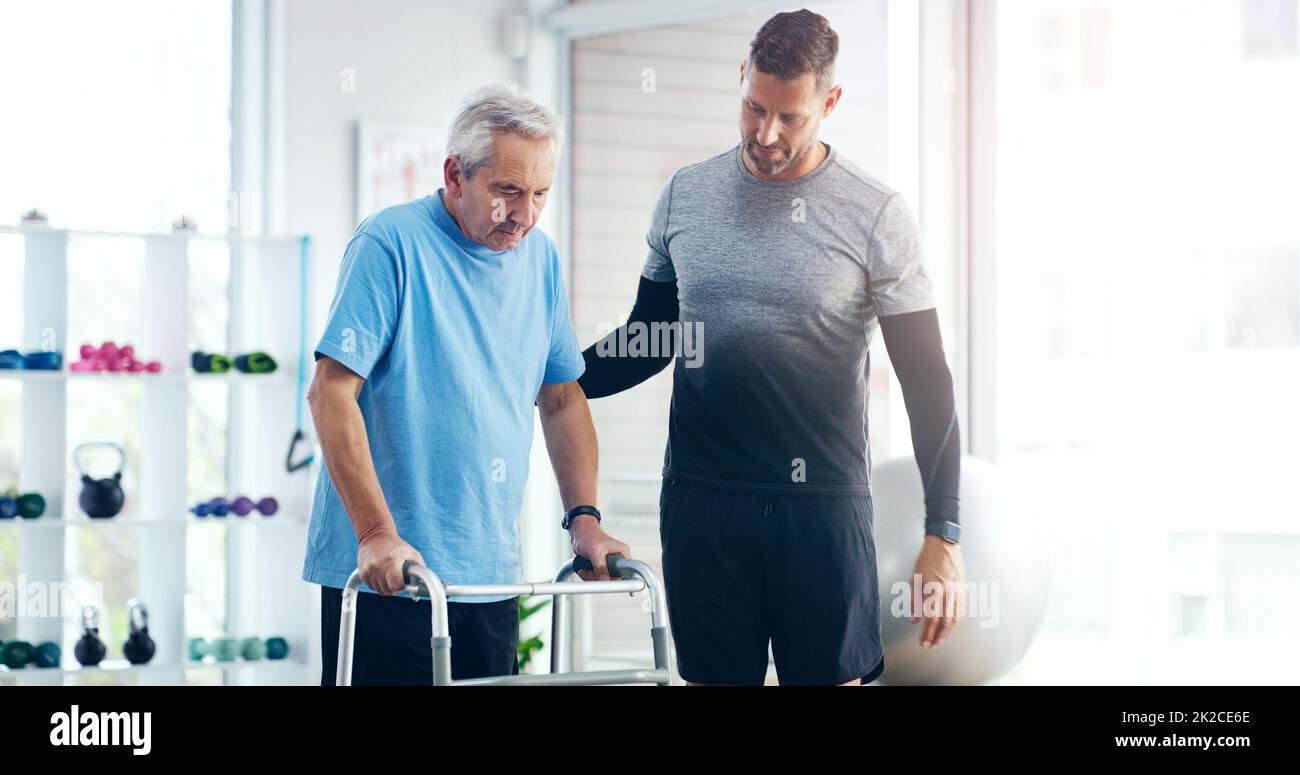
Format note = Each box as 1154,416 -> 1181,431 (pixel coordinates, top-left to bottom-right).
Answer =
867,193 -> 936,317
543,248 -> 586,384
641,174 -> 677,283
313,231 -> 403,380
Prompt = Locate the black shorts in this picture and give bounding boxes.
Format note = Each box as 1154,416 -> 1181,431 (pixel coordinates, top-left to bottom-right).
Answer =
319,585 -> 519,685
659,478 -> 885,685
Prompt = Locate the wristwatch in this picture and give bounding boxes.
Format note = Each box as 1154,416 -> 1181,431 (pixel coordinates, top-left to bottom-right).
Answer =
561,504 -> 602,531
925,519 -> 961,545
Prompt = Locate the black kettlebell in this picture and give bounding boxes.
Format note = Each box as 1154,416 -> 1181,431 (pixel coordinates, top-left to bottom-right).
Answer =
74,605 -> 108,667
123,598 -> 155,665
74,441 -> 125,518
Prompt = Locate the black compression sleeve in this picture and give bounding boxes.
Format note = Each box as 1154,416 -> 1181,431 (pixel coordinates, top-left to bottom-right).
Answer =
878,308 -> 962,527
577,275 -> 680,399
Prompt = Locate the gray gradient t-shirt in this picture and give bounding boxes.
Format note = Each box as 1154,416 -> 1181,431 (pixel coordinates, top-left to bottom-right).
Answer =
643,143 -> 935,494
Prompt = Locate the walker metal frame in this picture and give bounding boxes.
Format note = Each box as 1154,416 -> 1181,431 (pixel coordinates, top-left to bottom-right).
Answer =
335,554 -> 672,686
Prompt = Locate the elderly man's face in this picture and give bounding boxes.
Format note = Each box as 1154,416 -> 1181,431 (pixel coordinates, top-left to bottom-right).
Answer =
445,133 -> 555,252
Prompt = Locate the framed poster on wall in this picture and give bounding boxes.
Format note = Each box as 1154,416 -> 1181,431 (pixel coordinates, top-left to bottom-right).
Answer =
355,121 -> 443,224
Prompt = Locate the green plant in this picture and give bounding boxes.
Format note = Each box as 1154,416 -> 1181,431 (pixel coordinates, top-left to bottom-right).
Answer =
516,595 -> 551,672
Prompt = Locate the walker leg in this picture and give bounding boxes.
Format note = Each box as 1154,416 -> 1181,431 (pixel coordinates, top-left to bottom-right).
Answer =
550,560 -> 577,674
651,626 -> 671,683
336,571 -> 363,686
433,636 -> 453,686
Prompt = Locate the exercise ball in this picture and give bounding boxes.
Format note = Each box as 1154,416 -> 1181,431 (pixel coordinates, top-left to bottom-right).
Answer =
870,454 -> 1049,685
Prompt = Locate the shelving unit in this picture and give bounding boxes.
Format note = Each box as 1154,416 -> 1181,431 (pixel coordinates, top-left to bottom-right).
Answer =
1,371 -> 293,384
1,517 -> 308,529
1,657 -> 310,677
2,224 -> 318,686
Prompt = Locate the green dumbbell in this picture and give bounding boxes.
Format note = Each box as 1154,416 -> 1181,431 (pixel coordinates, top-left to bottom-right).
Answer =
240,637 -> 264,661
187,637 -> 209,661
191,351 -> 232,374
33,641 -> 61,668
234,352 -> 277,374
212,638 -> 238,662
2,640 -> 34,669
264,636 -> 290,660
18,492 -> 45,519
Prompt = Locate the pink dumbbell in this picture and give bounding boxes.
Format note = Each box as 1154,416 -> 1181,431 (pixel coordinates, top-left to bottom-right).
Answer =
71,342 -> 162,375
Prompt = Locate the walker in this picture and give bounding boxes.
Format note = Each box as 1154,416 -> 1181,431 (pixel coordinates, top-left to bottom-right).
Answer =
335,554 -> 673,685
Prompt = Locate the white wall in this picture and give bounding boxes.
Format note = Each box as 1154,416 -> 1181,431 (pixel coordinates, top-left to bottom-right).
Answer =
278,0 -> 528,306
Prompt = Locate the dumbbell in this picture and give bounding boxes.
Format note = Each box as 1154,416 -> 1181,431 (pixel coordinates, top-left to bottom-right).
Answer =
212,638 -> 238,662
240,637 -> 265,661
33,641 -> 61,668
230,496 -> 278,517
24,351 -> 61,370
191,635 -> 287,660
1,489 -> 46,519
191,351 -> 233,373
2,640 -> 34,669
264,636 -> 290,661
190,497 -> 230,518
74,605 -> 107,667
0,640 -> 57,668
18,493 -> 46,519
71,341 -> 161,373
187,637 -> 209,661
234,351 -> 278,374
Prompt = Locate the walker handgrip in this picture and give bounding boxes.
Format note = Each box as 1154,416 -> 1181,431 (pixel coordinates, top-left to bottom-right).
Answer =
401,560 -> 430,600
573,553 -> 626,579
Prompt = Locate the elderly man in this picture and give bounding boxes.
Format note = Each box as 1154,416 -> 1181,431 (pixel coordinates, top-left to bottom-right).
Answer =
305,84 -> 630,685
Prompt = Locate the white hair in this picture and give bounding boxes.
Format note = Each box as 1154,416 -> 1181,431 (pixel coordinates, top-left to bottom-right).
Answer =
445,83 -> 564,179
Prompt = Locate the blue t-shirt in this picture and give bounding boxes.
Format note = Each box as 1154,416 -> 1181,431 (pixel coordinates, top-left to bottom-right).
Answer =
302,189 -> 585,601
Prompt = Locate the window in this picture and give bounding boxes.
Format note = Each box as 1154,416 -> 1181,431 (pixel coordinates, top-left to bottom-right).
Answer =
995,0 -> 1300,683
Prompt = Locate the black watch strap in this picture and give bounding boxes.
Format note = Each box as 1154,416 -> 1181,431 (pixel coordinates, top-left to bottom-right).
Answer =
562,505 -> 601,530
925,519 -> 961,544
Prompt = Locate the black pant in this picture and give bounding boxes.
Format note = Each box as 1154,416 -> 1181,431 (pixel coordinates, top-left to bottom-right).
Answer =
320,585 -> 520,685
660,478 -> 886,685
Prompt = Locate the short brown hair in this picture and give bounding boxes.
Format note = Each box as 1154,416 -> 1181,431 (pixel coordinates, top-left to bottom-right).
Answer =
747,9 -> 839,93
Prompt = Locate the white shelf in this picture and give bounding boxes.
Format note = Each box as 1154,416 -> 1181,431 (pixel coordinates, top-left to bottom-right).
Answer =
1,658 -> 309,678
182,658 -> 307,671
0,223 -> 305,246
0,516 -> 307,528
185,517 -> 307,526
189,371 -> 292,384
0,370 -> 67,382
1,661 -> 180,678
1,370 -> 291,384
